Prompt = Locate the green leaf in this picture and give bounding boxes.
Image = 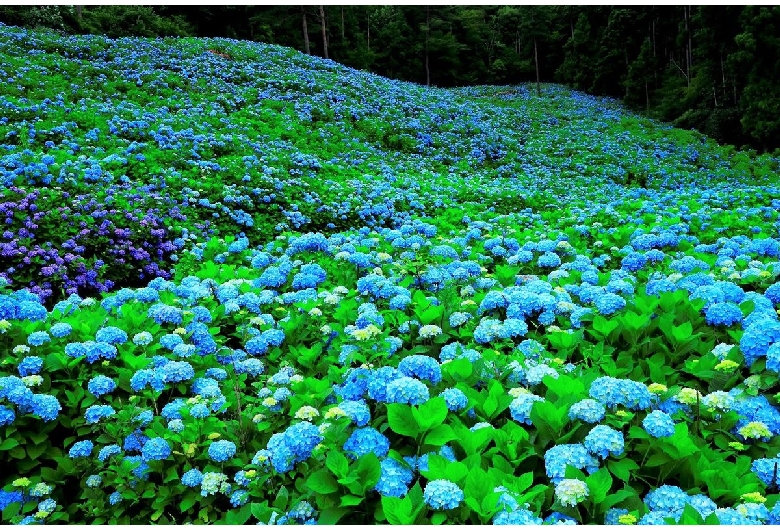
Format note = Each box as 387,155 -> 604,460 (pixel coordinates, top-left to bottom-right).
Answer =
601,489 -> 637,510
381,496 -> 404,525
443,358 -> 473,381
226,504 -> 252,525
672,321 -> 692,343
420,304 -> 444,325
251,502 -> 268,522
273,485 -> 289,510
425,424 -> 456,446
318,507 -> 349,525
339,495 -> 363,507
355,453 -> 382,491
464,467 -> 491,506
543,374 -> 585,400
483,394 -> 498,418
677,504 -> 704,525
664,423 -> 699,459
585,467 -> 613,504
431,512 -> 447,524
179,495 -> 198,513
530,400 -> 567,437
607,459 -> 639,482
26,443 -> 47,461
0,438 -> 19,451
413,397 -> 448,431
387,404 -> 420,438
306,469 -> 339,495
593,314 -> 619,339
326,450 -> 349,478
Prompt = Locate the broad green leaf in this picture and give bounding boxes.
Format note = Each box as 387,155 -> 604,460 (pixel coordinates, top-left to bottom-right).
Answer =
425,424 -> 456,446
413,397 -> 448,431
305,469 -> 339,495
585,467 -> 613,504
326,450 -> 349,478
387,403 -> 419,437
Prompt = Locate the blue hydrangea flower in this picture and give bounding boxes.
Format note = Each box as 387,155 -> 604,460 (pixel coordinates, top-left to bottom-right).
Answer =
740,319 -> 780,367
189,403 -> 209,419
704,302 -> 743,327
751,457 -> 780,487
0,405 -> 15,426
85,405 -> 116,424
30,393 -> 60,421
87,375 -> 116,397
440,388 -> 468,412
537,252 -> 562,268
583,425 -> 624,459
375,458 -> 414,498
568,399 -> 606,423
589,376 -> 653,410
423,479 -> 464,510
266,421 -> 323,473
544,443 -> 599,483
643,410 -> 675,438
208,440 -> 237,463
95,326 -> 128,345
343,427 -> 390,460
182,468 -> 204,487
235,358 -> 265,376
109,492 -> 122,505
385,376 -> 430,406
397,355 -> 441,384
449,312 -> 472,328
161,361 -> 195,383
68,440 -> 94,458
159,334 -> 184,350
49,323 -> 73,338
98,444 -> 121,462
141,437 -> 171,461
168,419 -> 185,433
644,484 -> 690,512
27,331 -> 51,347
594,294 -> 626,316
493,509 -> 543,525
17,356 -> 43,376
509,393 -> 544,425
340,400 -> 371,426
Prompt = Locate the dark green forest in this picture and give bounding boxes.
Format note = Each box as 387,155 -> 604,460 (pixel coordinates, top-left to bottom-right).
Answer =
3,5 -> 780,152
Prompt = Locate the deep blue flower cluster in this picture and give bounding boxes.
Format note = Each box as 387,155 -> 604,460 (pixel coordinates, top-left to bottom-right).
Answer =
589,376 -> 653,410
266,421 -> 323,473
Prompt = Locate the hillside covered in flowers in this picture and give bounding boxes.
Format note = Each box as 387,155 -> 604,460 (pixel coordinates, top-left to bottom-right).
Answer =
1,24 -> 780,525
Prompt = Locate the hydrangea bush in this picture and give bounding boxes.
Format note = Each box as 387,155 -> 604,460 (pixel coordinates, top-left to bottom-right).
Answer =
2,23 -> 780,526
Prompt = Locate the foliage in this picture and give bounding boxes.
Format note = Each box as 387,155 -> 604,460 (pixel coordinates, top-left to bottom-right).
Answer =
1,24 -> 780,526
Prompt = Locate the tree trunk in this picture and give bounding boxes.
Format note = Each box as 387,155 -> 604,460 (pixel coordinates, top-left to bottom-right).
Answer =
76,5 -> 82,21
425,5 -> 430,87
645,80 -> 650,113
684,6 -> 690,87
341,7 -> 345,42
534,36 -> 540,96
651,19 -> 656,57
367,11 -> 370,50
319,5 -> 328,59
302,7 -> 310,55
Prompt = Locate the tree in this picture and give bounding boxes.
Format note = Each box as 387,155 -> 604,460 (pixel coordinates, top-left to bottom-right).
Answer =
302,6 -> 310,55
318,5 -> 328,59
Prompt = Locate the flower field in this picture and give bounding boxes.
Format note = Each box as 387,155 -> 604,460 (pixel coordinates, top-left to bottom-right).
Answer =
2,23 -> 780,525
